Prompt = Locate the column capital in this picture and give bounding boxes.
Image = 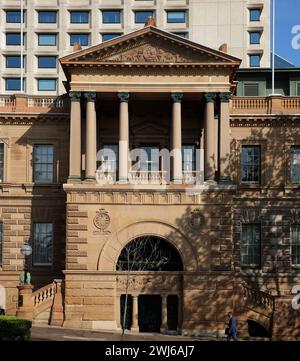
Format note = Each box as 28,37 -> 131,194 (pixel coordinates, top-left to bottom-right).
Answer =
171,92 -> 183,103
84,91 -> 96,102
204,92 -> 217,103
118,91 -> 130,103
69,91 -> 81,102
219,92 -> 232,103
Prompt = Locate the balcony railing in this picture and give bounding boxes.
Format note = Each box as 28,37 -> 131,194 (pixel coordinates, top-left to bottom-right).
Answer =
129,171 -> 168,185
231,96 -> 300,115
0,94 -> 70,113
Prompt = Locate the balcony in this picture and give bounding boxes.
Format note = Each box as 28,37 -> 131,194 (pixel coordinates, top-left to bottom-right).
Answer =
231,96 -> 300,115
0,94 -> 70,113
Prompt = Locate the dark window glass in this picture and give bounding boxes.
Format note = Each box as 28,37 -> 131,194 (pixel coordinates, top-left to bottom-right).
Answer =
135,11 -> 154,24
70,11 -> 89,24
33,145 -> 54,182
291,225 -> 300,267
102,33 -> 122,42
291,146 -> 300,184
139,146 -> 160,172
38,11 -> 57,23
167,11 -> 186,23
6,33 -> 23,45
102,10 -> 121,24
297,83 -> 300,96
6,10 -> 23,23
244,83 -> 259,96
249,8 -> 261,21
6,55 -> 25,68
38,34 -> 57,46
241,146 -> 260,183
5,78 -> 25,91
33,223 -> 53,266
249,54 -> 260,67
241,224 -> 261,268
182,145 -> 196,171
172,32 -> 188,38
249,32 -> 261,44
37,56 -> 57,69
70,33 -> 89,46
0,223 -> 2,266
0,144 -> 4,181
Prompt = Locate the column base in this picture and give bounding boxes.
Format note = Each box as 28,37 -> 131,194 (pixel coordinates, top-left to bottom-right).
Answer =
84,176 -> 96,183
172,178 -> 182,185
68,176 -> 81,183
131,327 -> 139,333
118,178 -> 128,184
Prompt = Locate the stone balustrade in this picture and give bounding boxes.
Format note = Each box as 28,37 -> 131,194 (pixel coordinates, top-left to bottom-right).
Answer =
32,282 -> 56,317
231,96 -> 300,115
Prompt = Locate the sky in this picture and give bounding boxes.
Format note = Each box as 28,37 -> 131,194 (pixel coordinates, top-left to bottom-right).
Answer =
274,0 -> 300,66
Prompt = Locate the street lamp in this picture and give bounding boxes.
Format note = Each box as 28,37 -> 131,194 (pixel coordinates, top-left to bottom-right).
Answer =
20,242 -> 32,285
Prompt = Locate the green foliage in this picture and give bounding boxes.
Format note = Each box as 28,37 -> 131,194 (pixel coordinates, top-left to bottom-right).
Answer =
0,316 -> 32,341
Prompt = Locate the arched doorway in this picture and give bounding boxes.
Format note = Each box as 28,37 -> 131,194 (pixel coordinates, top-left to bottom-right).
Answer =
117,235 -> 183,333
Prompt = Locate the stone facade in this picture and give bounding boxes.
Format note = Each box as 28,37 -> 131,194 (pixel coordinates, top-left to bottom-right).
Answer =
0,24 -> 299,340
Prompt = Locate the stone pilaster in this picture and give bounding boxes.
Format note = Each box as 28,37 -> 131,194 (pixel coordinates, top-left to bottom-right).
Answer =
84,92 -> 97,181
171,92 -> 183,184
68,91 -> 82,181
118,92 -> 130,184
219,92 -> 231,182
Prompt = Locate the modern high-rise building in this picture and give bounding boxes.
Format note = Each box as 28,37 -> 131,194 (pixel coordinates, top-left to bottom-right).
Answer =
0,0 -> 270,95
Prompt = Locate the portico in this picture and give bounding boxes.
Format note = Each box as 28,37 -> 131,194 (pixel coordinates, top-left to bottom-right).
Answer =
61,24 -> 240,186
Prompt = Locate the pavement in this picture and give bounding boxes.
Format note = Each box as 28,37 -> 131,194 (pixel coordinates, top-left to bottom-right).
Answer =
31,325 -> 219,341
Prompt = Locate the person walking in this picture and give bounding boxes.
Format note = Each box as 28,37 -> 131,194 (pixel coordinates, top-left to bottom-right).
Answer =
227,312 -> 238,341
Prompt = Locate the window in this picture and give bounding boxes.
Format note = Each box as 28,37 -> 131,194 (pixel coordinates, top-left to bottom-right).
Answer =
38,34 -> 57,46
99,144 -> 119,172
37,56 -> 57,69
249,54 -> 260,67
70,33 -> 89,46
37,79 -> 57,92
0,144 -> 4,181
70,11 -> 89,24
102,33 -> 122,42
0,223 -> 2,266
172,32 -> 188,39
6,33 -> 23,46
102,10 -> 121,24
244,83 -> 259,96
140,146 -> 159,172
249,8 -> 261,21
297,83 -> 300,96
167,10 -> 186,24
33,223 -> 53,266
6,56 -> 24,68
291,225 -> 300,267
6,10 -> 23,23
182,145 -> 196,171
135,11 -> 154,24
5,78 -> 25,91
249,32 -> 261,44
38,11 -> 57,24
291,147 -> 300,184
33,145 -> 54,183
241,146 -> 260,183
241,224 -> 261,268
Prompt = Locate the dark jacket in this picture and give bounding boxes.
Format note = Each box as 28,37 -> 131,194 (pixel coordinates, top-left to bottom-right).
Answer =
228,316 -> 237,334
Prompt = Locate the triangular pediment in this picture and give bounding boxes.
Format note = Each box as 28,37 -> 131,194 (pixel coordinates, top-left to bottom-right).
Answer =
60,26 -> 241,67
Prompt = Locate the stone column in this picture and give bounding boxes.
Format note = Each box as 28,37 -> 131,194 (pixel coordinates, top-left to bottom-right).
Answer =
160,295 -> 168,333
131,295 -> 139,332
84,91 -> 97,181
171,92 -> 183,184
204,93 -> 216,181
68,91 -> 81,181
118,92 -> 130,183
219,92 -> 231,182
50,279 -> 64,327
16,284 -> 34,320
116,295 -> 121,329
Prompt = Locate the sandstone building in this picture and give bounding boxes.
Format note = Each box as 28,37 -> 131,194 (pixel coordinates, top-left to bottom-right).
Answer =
0,22 -> 299,339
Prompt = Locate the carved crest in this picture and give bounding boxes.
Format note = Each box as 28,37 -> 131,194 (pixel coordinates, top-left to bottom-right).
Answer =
93,208 -> 111,234
190,209 -> 204,230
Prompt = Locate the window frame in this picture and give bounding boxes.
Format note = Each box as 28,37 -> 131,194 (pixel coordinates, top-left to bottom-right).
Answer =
5,55 -> 25,69
101,33 -> 122,42
6,10 -> 24,23
37,56 -> 57,69
70,11 -> 90,24
38,33 -> 57,46
249,8 -> 261,22
241,145 -> 261,184
32,223 -> 53,267
69,33 -> 90,46
37,79 -> 57,92
102,10 -> 121,24
243,82 -> 259,96
5,78 -> 25,91
241,223 -> 261,269
0,144 -> 4,183
33,144 -> 54,183
0,223 -> 3,267
182,144 -> 196,172
166,10 -> 186,24
134,11 -> 155,24
290,146 -> 300,184
291,224 -> 300,268
249,54 -> 261,68
6,32 -> 23,46
38,10 -> 57,24
249,31 -> 261,45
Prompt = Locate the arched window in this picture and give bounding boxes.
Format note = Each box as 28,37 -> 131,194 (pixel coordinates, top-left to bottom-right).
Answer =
116,236 -> 183,271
